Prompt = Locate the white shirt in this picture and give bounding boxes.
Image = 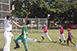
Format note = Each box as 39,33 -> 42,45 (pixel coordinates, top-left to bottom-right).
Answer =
4,17 -> 12,31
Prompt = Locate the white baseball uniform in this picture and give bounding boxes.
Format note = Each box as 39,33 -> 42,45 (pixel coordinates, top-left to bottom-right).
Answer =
58,27 -> 65,40
42,32 -> 51,41
3,17 -> 13,51
42,26 -> 51,41
58,33 -> 65,40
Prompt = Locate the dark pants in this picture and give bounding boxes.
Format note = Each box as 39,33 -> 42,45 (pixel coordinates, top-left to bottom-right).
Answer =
67,37 -> 76,46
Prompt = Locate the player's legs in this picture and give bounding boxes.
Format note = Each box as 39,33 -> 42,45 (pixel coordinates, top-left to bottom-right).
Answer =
3,32 -> 11,51
7,32 -> 12,51
46,32 -> 52,41
26,38 -> 37,42
41,33 -> 45,40
7,45 -> 10,51
70,39 -> 76,46
14,35 -> 22,43
58,34 -> 62,43
22,38 -> 28,51
13,35 -> 22,49
67,38 -> 70,46
62,34 -> 66,43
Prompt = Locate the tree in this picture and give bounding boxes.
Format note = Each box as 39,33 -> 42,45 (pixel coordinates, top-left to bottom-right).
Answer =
11,0 -> 23,18
11,0 -> 77,28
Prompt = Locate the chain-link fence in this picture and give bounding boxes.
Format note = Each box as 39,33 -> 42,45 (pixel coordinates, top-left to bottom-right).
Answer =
0,18 -> 48,32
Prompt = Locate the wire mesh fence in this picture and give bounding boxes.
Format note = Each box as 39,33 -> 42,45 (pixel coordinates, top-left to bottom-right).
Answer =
0,18 -> 48,32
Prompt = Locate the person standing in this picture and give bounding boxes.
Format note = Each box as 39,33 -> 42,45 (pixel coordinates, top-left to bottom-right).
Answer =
67,28 -> 77,47
58,25 -> 66,44
41,24 -> 52,41
3,5 -> 15,51
12,12 -> 30,51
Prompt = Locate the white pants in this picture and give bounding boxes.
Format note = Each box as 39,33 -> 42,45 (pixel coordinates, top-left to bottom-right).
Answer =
18,38 -> 37,43
3,31 -> 13,51
58,34 -> 65,40
42,32 -> 51,41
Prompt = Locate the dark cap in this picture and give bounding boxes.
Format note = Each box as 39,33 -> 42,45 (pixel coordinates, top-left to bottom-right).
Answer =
7,14 -> 12,19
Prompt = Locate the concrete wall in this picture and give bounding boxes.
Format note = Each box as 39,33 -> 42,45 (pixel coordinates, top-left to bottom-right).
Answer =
0,0 -> 10,18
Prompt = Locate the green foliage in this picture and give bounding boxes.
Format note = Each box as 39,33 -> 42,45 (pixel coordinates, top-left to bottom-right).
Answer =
11,0 -> 23,18
21,10 -> 27,18
11,0 -> 77,24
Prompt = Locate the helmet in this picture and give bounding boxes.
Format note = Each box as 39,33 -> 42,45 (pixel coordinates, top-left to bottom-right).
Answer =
67,28 -> 71,31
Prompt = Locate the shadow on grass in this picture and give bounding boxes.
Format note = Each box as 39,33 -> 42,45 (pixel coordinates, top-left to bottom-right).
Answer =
36,41 -> 52,43
0,49 -> 3,51
61,44 -> 74,47
61,43 -> 67,46
36,40 -> 58,43
52,41 -> 58,43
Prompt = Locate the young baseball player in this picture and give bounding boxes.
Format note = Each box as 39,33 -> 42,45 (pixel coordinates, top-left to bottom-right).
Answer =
3,5 -> 15,51
58,25 -> 66,44
41,24 -> 52,41
18,38 -> 37,43
12,12 -> 30,51
67,28 -> 77,47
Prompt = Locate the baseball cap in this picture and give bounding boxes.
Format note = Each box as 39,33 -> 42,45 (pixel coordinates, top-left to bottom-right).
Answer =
67,28 -> 71,31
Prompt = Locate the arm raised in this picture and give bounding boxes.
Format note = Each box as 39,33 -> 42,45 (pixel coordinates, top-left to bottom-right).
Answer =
25,12 -> 30,21
7,5 -> 15,16
12,20 -> 23,28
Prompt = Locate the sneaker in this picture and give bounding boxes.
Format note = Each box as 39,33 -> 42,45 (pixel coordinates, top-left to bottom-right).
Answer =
64,43 -> 66,44
41,36 -> 44,40
41,39 -> 44,41
50,40 -> 52,42
67,44 -> 69,46
64,42 -> 66,44
33,39 -> 37,42
75,45 -> 77,47
14,46 -> 20,49
59,42 -> 61,44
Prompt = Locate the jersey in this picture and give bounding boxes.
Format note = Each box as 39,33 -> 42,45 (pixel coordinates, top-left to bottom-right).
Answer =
60,27 -> 64,34
21,25 -> 28,38
4,17 -> 12,31
44,26 -> 47,33
68,32 -> 73,39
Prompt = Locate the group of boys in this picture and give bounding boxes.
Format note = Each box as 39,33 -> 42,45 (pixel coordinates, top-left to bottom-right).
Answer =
3,5 -> 77,51
3,5 -> 30,51
58,25 -> 77,47
41,24 -> 77,47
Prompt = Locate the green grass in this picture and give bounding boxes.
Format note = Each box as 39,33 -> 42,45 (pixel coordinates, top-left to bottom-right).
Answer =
0,29 -> 77,51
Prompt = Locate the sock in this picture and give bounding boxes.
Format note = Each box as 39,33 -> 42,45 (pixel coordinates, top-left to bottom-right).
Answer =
26,49 -> 28,51
75,44 -> 76,46
42,36 -> 44,40
64,40 -> 66,43
16,43 -> 20,47
59,39 -> 62,43
14,43 -> 20,49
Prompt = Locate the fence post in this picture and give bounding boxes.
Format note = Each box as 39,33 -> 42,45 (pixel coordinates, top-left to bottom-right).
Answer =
31,19 -> 32,32
38,18 -> 40,33
46,18 -> 48,29
16,18 -> 17,32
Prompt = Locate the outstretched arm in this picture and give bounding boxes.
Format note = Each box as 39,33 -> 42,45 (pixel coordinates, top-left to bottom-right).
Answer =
25,12 -> 30,21
7,5 -> 15,16
12,20 -> 23,28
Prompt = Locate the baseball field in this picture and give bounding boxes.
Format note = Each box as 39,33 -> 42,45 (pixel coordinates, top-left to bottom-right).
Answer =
0,29 -> 77,51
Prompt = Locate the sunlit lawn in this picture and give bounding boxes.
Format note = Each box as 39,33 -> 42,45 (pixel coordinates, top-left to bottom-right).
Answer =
0,29 -> 77,51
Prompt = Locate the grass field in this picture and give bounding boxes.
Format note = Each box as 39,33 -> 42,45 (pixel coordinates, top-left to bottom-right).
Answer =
0,29 -> 77,51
